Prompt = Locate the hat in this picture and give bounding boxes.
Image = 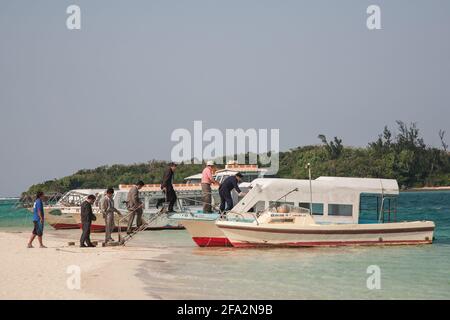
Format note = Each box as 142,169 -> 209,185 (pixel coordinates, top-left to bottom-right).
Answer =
206,160 -> 215,166
235,172 -> 243,178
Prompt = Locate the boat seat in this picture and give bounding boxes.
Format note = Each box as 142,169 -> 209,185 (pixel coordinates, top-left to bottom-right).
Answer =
276,205 -> 290,213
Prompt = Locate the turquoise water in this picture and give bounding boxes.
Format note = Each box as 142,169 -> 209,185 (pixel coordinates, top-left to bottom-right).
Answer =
1,192 -> 450,299
0,199 -> 32,230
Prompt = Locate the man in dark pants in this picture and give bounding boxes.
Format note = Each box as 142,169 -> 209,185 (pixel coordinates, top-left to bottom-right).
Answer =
161,162 -> 177,212
219,173 -> 245,212
80,194 -> 97,248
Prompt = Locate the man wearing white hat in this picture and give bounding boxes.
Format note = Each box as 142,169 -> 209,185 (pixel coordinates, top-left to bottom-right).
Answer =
201,160 -> 219,213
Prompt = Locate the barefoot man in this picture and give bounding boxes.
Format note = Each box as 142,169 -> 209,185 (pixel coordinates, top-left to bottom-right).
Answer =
27,191 -> 46,248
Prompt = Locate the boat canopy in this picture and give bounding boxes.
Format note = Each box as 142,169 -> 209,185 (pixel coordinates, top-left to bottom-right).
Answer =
65,189 -> 106,195
232,177 -> 399,224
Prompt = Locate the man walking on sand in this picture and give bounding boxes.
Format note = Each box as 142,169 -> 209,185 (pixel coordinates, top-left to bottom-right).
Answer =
201,161 -> 219,213
28,191 -> 46,248
126,181 -> 145,234
101,188 -> 122,244
80,194 -> 97,248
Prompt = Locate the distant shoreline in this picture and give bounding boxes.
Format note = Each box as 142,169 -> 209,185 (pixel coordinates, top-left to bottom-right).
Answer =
405,186 -> 450,192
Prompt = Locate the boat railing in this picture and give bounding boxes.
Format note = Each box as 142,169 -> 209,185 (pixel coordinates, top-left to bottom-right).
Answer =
177,192 -> 221,214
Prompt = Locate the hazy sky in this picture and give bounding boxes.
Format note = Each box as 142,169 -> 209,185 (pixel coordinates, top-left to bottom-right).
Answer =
1,0 -> 449,196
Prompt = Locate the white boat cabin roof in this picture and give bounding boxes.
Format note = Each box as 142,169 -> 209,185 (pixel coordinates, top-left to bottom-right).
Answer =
233,177 -> 399,224
184,173 -> 203,181
248,177 -> 398,196
64,189 -> 106,196
215,163 -> 268,175
314,176 -> 399,195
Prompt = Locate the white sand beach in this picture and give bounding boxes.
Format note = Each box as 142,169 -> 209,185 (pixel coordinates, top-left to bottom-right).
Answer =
0,231 -> 167,300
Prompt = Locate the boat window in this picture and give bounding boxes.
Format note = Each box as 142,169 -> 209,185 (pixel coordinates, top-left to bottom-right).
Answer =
186,179 -> 201,185
328,204 -> 353,216
94,194 -> 104,207
359,193 -> 397,223
217,175 -> 229,183
116,192 -> 128,210
299,202 -> 324,215
249,201 -> 265,213
269,217 -> 295,223
180,197 -> 203,207
269,201 -> 294,208
242,174 -> 257,183
146,197 -> 165,209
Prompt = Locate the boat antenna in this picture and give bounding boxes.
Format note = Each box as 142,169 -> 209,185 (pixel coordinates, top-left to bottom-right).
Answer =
307,162 -> 313,215
274,188 -> 299,203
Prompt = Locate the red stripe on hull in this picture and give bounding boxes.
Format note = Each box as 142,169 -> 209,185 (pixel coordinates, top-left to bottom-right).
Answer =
192,237 -> 233,247
49,223 -> 80,230
77,224 -> 114,233
231,239 -> 433,248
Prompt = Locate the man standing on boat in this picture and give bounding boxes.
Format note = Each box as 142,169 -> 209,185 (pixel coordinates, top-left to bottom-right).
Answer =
80,194 -> 97,247
27,191 -> 46,248
201,161 -> 219,213
219,173 -> 245,213
126,181 -> 145,234
161,162 -> 177,213
101,188 -> 122,244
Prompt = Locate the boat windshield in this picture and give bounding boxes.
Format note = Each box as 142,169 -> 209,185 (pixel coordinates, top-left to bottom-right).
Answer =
59,191 -> 88,206
265,204 -> 310,215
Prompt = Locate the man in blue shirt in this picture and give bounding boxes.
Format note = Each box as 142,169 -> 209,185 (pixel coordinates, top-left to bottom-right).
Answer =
28,191 -> 46,248
219,173 -> 245,212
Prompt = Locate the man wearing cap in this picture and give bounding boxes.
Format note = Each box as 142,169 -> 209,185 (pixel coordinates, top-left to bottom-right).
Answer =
219,173 -> 245,212
201,161 -> 219,213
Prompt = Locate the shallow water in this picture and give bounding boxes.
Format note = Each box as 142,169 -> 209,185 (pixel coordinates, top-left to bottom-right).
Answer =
2,192 -> 450,299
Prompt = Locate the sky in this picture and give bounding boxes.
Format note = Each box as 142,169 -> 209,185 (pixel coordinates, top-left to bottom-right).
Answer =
0,0 -> 449,196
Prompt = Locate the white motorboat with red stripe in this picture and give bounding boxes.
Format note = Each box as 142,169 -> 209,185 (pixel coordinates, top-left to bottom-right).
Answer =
216,206 -> 434,247
184,176 -> 435,248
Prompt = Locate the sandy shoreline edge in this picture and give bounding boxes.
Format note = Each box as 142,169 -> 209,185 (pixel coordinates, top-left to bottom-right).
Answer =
0,231 -> 168,300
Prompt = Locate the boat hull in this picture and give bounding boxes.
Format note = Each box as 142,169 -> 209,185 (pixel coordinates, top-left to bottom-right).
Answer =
178,219 -> 232,247
48,222 -> 80,230
217,221 -> 435,248
43,207 -> 80,230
